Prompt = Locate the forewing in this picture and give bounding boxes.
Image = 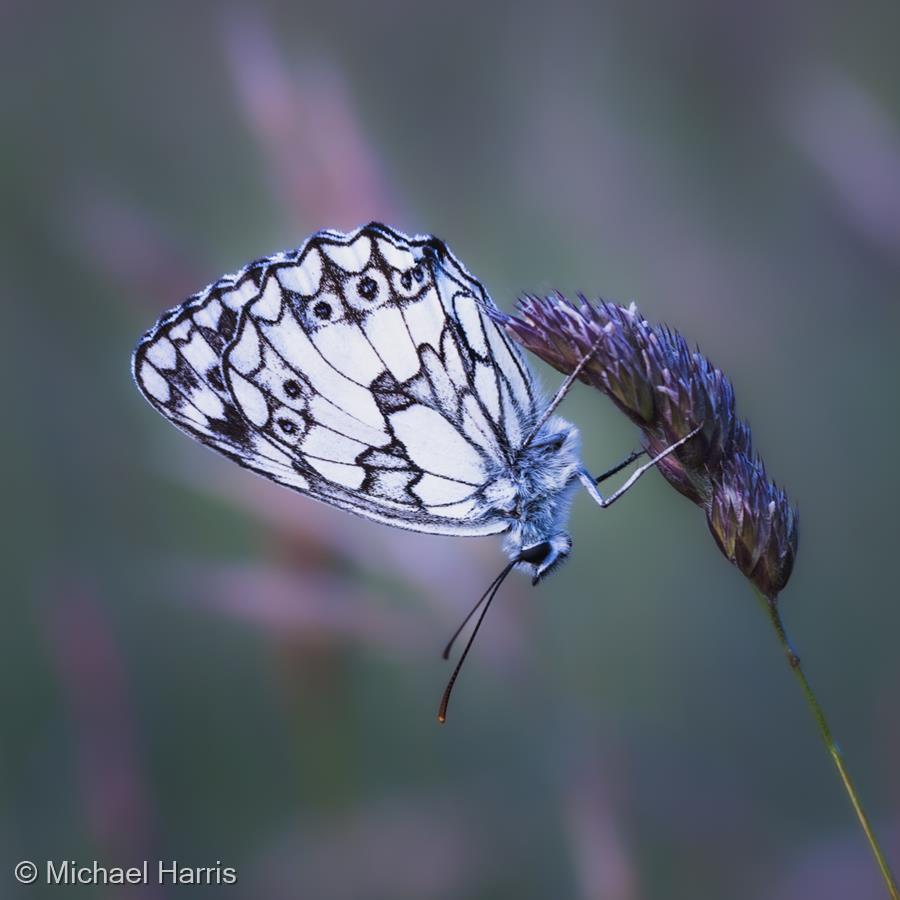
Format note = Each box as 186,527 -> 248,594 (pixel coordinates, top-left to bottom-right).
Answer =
133,223 -> 538,535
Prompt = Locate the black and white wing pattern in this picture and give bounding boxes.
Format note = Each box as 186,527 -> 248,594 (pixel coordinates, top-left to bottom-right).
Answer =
132,223 -> 539,536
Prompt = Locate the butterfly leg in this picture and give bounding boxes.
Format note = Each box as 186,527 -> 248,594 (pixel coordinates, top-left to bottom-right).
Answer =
578,425 -> 702,508
594,447 -> 645,485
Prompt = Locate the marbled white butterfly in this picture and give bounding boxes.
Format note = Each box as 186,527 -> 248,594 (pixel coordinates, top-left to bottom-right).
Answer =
132,223 -> 690,719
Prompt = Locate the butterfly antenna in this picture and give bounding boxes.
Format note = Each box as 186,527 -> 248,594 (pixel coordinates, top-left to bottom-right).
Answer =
438,560 -> 516,724
441,564 -> 515,660
524,333 -> 605,446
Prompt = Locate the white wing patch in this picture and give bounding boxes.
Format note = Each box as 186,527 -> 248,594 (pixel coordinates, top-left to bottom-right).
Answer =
306,458 -> 366,490
302,425 -> 367,464
276,247 -> 323,295
413,474 -> 477,505
403,286 -> 445,353
322,233 -> 372,272
251,278 -> 284,322
389,404 -> 486,485
221,279 -> 259,311
146,337 -> 177,370
474,362 -> 501,423
193,297 -> 223,331
309,321 -> 384,385
230,372 -> 269,427
363,306 -> 420,381
139,361 -> 171,403
454,293 -> 488,356
132,223 -> 540,537
228,320 -> 262,373
376,237 -> 415,270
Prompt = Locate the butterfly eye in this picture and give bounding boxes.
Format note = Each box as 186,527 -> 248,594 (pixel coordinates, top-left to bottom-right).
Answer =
313,300 -> 332,320
545,435 -> 566,452
518,541 -> 553,565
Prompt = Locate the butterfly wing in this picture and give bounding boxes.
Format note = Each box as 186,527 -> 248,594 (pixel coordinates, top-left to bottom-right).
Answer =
132,223 -> 538,536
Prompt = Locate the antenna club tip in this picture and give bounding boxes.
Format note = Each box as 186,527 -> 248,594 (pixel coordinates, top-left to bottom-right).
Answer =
437,713 -> 447,724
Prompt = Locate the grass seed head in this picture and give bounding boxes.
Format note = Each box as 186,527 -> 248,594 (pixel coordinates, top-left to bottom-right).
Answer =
499,293 -> 799,597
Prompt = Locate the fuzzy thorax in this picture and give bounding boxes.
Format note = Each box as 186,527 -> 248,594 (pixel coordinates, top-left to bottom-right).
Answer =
494,415 -> 582,581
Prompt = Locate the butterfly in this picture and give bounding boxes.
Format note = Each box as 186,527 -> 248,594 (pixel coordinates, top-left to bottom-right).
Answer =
133,223 -> 690,720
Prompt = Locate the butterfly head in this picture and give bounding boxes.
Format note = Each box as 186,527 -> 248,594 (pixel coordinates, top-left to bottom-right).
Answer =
514,534 -> 573,585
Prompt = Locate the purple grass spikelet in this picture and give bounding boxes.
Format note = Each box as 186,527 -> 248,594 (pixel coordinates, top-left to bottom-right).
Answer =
497,293 -> 798,598
707,454 -> 799,598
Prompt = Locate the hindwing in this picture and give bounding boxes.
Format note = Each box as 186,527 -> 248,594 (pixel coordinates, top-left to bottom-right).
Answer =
132,223 -> 537,534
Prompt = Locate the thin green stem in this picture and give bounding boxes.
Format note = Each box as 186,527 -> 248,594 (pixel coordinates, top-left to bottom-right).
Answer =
756,588 -> 898,900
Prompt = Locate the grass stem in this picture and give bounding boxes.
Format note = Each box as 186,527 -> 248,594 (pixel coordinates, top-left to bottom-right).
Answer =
757,589 -> 898,900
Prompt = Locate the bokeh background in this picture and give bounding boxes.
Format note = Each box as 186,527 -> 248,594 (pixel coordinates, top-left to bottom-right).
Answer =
4,2 -> 900,898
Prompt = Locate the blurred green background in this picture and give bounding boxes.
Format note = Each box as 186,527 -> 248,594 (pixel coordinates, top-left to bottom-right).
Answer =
4,2 -> 899,898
